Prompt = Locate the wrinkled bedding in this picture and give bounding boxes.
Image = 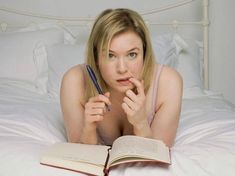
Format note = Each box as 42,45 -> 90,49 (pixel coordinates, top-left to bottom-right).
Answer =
0,79 -> 235,176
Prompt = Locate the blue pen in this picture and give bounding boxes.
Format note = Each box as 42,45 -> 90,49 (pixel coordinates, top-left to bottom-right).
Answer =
86,64 -> 111,111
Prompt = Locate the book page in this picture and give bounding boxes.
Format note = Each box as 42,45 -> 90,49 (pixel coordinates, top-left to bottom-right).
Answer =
41,142 -> 110,166
108,135 -> 170,167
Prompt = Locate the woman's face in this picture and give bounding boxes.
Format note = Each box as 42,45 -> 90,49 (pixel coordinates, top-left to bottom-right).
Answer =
98,31 -> 144,93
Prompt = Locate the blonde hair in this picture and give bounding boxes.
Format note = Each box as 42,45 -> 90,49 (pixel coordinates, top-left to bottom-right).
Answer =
85,8 -> 156,101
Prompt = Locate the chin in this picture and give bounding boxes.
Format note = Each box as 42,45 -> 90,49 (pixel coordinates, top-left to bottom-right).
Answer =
116,85 -> 134,93
108,82 -> 134,93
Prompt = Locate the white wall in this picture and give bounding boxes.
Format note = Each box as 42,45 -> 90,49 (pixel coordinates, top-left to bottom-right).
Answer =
0,0 -> 202,41
209,0 -> 235,105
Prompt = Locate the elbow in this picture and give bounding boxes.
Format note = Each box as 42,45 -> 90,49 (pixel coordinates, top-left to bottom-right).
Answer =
165,140 -> 175,148
67,138 -> 78,143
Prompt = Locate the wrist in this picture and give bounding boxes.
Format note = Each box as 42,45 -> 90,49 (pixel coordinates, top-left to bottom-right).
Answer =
84,122 -> 97,132
133,120 -> 152,138
80,123 -> 98,144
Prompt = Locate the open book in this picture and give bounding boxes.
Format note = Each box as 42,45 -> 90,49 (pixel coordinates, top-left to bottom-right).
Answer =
40,135 -> 171,176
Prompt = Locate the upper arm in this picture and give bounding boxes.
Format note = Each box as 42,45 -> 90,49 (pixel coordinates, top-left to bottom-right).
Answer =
151,66 -> 183,147
60,65 -> 86,142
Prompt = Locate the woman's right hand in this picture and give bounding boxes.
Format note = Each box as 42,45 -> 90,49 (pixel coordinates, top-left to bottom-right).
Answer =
84,92 -> 111,128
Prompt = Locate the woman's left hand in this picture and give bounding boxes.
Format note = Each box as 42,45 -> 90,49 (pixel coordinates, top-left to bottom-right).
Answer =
121,78 -> 147,126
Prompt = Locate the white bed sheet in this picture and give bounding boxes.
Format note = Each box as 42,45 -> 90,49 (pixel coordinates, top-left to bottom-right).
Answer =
0,79 -> 235,176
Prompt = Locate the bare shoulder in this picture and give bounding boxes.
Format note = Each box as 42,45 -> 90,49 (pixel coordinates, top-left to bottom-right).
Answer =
62,64 -> 85,83
160,65 -> 183,86
157,65 -> 183,103
61,64 -> 86,103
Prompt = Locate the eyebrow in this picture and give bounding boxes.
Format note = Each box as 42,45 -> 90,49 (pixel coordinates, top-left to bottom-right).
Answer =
109,47 -> 140,53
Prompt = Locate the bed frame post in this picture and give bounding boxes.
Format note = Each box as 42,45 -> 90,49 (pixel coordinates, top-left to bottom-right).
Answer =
203,0 -> 210,89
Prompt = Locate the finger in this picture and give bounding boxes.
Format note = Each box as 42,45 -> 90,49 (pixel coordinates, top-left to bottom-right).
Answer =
104,92 -> 112,111
89,94 -> 111,106
85,101 -> 105,111
125,89 -> 138,102
85,101 -> 105,112
98,94 -> 112,106
86,106 -> 104,116
104,92 -> 110,98
85,109 -> 103,123
129,78 -> 144,96
88,114 -> 104,122
121,102 -> 133,116
92,102 -> 106,109
123,96 -> 136,110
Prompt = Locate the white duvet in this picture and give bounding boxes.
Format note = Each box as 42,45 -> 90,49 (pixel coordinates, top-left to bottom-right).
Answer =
0,79 -> 235,176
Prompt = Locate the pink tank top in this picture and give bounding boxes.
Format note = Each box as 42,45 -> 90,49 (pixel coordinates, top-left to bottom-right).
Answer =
147,64 -> 164,126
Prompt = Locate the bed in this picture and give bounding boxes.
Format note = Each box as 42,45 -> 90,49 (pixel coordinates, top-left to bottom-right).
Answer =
1,0 -> 235,176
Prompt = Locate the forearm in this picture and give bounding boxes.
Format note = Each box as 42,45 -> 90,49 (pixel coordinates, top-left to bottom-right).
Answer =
133,120 -> 153,138
79,123 -> 98,144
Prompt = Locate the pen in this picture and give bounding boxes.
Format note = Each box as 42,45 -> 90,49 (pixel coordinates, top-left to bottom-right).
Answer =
86,64 -> 111,111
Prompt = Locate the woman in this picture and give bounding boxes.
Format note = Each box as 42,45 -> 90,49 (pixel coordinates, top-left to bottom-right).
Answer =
60,8 -> 183,147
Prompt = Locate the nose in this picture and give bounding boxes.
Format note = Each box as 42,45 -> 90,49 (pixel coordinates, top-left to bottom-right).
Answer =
117,57 -> 128,74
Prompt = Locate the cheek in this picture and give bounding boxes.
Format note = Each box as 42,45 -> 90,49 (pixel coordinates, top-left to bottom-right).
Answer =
99,64 -> 113,81
101,68 -> 112,77
131,61 -> 144,77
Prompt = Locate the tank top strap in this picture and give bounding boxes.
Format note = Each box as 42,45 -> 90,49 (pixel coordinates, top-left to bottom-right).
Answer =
147,64 -> 164,126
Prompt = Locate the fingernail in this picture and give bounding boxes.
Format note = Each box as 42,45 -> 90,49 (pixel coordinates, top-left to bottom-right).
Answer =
106,105 -> 111,111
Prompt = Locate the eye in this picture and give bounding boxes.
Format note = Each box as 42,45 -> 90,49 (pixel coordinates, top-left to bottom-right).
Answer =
108,53 -> 116,60
128,52 -> 137,59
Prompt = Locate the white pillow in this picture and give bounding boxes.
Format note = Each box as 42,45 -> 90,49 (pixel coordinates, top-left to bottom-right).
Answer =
46,43 -> 86,97
0,29 -> 64,93
152,33 -> 180,68
17,23 -> 77,44
151,33 -> 204,97
45,34 -> 203,98
176,39 -> 204,90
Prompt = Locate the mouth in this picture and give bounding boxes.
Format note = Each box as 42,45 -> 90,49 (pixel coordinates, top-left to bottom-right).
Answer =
117,77 -> 132,86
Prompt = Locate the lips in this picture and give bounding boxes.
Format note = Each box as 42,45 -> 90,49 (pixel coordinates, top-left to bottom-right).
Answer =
117,77 -> 132,86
